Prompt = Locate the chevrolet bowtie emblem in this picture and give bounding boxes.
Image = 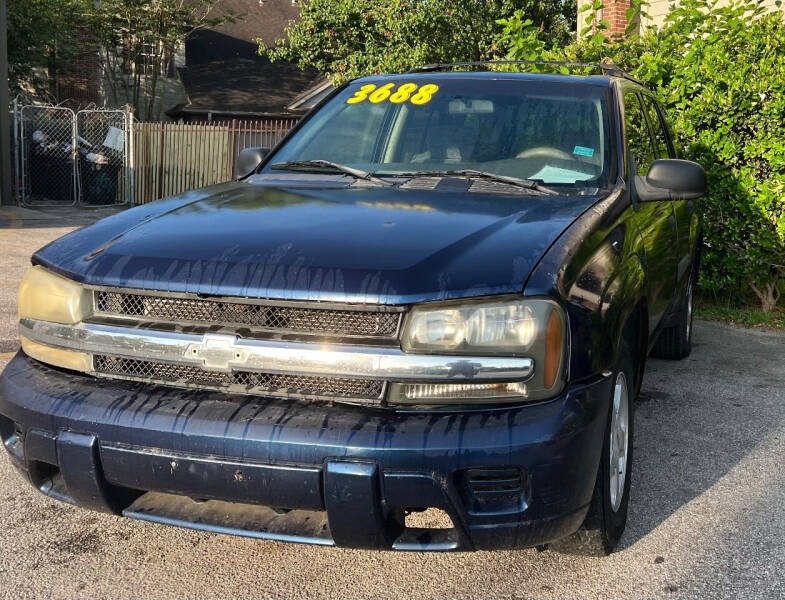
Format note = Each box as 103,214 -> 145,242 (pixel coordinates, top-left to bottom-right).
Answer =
185,333 -> 249,372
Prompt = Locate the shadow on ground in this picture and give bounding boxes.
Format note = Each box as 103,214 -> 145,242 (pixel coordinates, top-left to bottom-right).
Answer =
0,205 -> 127,230
621,321 -> 785,550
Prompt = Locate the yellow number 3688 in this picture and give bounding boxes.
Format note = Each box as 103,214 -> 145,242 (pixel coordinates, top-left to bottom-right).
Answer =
346,83 -> 439,105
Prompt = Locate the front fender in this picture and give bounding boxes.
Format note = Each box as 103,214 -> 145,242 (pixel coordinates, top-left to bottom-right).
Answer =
524,185 -> 648,382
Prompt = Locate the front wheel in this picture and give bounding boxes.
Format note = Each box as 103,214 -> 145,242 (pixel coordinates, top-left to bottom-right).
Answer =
552,350 -> 635,556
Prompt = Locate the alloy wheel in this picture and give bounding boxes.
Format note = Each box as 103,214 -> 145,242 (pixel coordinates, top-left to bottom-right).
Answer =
609,371 -> 630,513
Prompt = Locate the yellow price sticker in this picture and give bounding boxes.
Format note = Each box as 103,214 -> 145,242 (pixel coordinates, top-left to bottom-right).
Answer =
346,83 -> 439,105
346,84 -> 377,104
368,83 -> 395,103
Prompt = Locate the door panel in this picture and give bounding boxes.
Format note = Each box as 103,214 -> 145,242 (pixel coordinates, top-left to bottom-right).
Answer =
636,200 -> 678,329
642,96 -> 694,285
623,92 -> 679,334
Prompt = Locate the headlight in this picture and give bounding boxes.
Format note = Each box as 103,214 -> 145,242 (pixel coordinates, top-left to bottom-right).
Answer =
18,265 -> 91,324
402,299 -> 539,354
18,266 -> 91,371
393,297 -> 566,405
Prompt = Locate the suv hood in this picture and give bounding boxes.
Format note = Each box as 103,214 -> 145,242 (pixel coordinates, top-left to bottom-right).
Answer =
34,181 -> 599,304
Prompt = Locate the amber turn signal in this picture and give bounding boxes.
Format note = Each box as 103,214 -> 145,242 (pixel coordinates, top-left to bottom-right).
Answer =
543,308 -> 564,390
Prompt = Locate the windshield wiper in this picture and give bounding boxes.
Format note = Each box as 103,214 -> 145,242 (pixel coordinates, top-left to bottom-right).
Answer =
270,160 -> 392,186
394,169 -> 559,195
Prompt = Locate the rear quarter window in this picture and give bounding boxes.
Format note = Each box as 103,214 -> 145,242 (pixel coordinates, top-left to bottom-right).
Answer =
641,96 -> 673,159
623,92 -> 656,176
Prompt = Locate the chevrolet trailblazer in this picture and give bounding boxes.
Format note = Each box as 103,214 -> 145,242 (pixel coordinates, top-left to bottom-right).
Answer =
0,62 -> 706,554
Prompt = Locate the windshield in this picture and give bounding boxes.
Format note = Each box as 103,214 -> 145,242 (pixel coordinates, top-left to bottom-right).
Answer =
263,77 -> 614,188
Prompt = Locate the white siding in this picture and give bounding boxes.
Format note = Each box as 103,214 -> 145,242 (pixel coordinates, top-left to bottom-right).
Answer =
643,0 -> 781,27
576,0 -> 783,32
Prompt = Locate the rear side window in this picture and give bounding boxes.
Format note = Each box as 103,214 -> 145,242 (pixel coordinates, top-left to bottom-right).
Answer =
642,96 -> 672,159
623,92 -> 656,176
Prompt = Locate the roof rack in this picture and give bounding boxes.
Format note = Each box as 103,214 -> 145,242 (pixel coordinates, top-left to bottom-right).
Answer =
407,60 -> 646,87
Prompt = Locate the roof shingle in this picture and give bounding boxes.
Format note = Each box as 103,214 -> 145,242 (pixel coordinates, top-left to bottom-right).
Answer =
175,0 -> 320,118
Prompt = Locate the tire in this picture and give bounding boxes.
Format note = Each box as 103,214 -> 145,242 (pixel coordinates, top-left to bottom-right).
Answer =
651,269 -> 694,360
552,346 -> 636,556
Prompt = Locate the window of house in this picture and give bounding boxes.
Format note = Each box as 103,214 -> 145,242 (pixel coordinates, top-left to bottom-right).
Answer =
138,39 -> 158,76
121,38 -> 173,77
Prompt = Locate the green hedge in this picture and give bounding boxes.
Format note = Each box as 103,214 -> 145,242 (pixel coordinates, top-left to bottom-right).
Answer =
499,0 -> 785,311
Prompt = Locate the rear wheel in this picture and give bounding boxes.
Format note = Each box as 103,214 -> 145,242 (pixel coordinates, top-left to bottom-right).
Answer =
651,271 -> 694,360
552,348 -> 635,556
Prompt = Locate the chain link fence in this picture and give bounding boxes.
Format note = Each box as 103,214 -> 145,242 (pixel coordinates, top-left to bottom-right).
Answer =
14,104 -> 296,207
18,105 -> 78,207
15,103 -> 131,207
77,109 -> 131,206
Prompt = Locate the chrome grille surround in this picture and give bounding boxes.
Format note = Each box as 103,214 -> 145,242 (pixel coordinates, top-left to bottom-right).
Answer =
93,355 -> 386,404
21,314 -> 534,407
93,289 -> 403,340
20,319 -> 533,383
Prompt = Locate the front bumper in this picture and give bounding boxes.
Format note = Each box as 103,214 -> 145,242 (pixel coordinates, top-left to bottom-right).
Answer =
0,352 -> 612,551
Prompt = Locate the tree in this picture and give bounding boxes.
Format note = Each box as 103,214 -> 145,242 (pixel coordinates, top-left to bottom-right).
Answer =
86,0 -> 233,120
259,0 -> 576,83
6,0 -> 87,96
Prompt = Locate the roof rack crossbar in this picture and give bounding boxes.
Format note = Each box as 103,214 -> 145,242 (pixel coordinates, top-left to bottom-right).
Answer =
406,60 -> 645,86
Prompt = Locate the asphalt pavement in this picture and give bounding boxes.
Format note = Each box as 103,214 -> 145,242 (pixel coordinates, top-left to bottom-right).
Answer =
1,206 -> 784,600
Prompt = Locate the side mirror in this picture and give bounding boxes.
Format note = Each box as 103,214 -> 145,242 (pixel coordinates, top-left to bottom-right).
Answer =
236,147 -> 270,179
635,159 -> 706,202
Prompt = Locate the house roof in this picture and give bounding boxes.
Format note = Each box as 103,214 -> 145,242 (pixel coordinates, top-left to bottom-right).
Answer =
203,0 -> 301,49
171,0 -> 322,118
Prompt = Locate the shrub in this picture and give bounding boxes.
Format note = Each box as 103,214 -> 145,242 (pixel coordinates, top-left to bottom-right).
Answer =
260,0 -> 577,84
499,0 -> 785,311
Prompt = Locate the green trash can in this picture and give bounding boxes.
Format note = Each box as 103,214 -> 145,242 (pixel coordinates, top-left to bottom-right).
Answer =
80,160 -> 119,205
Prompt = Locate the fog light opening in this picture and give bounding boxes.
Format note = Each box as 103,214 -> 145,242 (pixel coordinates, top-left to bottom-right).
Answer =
404,507 -> 455,530
389,381 -> 529,405
0,415 -> 24,462
28,461 -> 63,496
0,414 -> 15,445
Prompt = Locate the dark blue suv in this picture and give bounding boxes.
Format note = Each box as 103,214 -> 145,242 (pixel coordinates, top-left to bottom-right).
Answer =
0,63 -> 705,555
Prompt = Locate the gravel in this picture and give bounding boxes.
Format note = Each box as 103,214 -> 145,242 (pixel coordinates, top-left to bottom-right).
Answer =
1,207 -> 784,600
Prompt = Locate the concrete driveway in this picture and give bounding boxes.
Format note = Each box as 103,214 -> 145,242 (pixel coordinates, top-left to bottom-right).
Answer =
1,207 -> 784,600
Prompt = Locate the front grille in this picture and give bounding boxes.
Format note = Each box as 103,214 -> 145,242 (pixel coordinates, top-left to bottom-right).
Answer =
94,290 -> 401,339
93,355 -> 386,404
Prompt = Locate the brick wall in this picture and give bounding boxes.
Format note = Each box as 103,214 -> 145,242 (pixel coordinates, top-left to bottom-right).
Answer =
603,0 -> 634,35
55,28 -> 101,104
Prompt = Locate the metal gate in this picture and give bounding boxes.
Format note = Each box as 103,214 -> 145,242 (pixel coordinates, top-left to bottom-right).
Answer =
76,109 -> 132,206
15,103 -> 131,207
18,105 -> 78,207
